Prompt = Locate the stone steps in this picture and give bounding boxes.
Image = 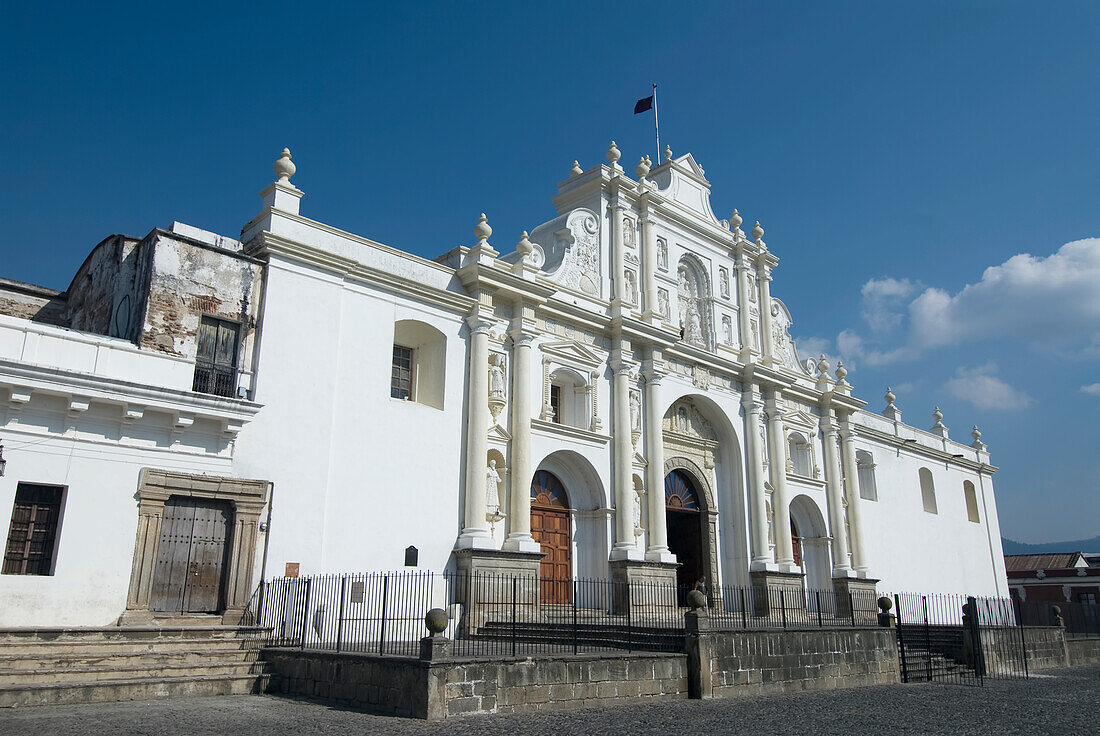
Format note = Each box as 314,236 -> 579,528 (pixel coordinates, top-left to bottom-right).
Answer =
0,625 -> 272,707
0,673 -> 270,708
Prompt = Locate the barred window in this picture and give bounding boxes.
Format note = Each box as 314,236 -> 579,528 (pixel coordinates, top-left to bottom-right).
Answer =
3,483 -> 64,576
192,316 -> 240,398
391,345 -> 413,400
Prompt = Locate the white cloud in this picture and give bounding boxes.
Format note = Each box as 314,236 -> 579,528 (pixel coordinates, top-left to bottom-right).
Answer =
1082,383 -> 1100,397
840,238 -> 1100,364
944,364 -> 1034,410
791,335 -> 842,374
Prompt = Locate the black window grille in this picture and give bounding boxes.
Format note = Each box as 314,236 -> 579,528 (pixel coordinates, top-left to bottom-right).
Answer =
550,384 -> 561,423
391,345 -> 413,400
3,483 -> 64,576
192,316 -> 240,398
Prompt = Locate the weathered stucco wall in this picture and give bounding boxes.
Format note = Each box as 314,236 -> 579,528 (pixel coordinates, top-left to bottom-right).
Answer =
0,278 -> 68,326
65,234 -> 147,340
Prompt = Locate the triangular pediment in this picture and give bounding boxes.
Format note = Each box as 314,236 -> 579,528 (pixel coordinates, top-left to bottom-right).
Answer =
488,424 -> 513,441
674,153 -> 710,186
784,409 -> 818,431
649,152 -> 720,225
540,340 -> 605,368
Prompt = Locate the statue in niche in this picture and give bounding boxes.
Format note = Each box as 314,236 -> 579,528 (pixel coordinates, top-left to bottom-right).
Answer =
623,218 -> 635,248
657,240 -> 668,270
629,390 -> 642,432
633,489 -> 644,531
486,460 -> 502,516
488,356 -> 506,399
722,315 -> 733,345
657,289 -> 670,319
624,270 -> 638,305
719,268 -> 730,299
678,267 -> 705,346
747,277 -> 758,303
677,405 -> 690,433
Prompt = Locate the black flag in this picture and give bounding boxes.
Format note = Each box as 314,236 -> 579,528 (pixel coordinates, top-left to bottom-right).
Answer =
634,95 -> 654,114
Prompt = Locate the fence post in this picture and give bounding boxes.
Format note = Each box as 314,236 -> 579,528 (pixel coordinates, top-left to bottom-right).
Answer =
816,591 -> 823,628
300,578 -> 312,651
922,595 -> 932,682
573,579 -> 579,655
849,592 -> 856,627
627,582 -> 633,652
379,574 -> 390,656
780,588 -> 787,629
336,576 -> 347,653
511,576 -> 517,658
895,593 -> 909,683
1014,597 -> 1029,679
740,587 -> 747,629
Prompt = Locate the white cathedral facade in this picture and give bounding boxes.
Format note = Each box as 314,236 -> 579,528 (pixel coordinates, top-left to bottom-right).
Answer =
0,144 -> 1008,627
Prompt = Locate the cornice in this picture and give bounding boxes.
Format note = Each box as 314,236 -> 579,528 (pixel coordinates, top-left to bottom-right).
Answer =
854,423 -> 998,474
257,232 -> 475,314
531,418 -> 610,446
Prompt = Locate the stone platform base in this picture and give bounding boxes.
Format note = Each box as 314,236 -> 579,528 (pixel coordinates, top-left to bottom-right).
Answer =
609,559 -> 679,615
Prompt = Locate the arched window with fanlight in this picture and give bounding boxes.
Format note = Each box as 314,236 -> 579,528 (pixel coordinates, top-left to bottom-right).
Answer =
664,470 -> 701,510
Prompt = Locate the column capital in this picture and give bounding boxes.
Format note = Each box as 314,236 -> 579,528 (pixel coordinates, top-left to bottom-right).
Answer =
742,395 -> 765,413
466,315 -> 493,334
610,358 -> 635,376
643,369 -> 665,386
509,329 -> 536,347
756,262 -> 773,281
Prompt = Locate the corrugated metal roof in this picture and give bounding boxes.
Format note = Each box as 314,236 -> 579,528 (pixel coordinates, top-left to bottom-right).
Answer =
1004,553 -> 1083,571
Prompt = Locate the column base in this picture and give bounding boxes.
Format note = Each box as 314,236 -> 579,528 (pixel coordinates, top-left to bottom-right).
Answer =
453,548 -> 545,635
832,576 -> 880,622
608,559 -> 679,615
609,544 -> 645,562
454,530 -> 496,551
645,547 -> 678,564
502,534 -> 542,554
749,570 -> 805,618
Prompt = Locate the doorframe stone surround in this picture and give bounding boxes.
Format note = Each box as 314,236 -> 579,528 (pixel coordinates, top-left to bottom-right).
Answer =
119,468 -> 270,625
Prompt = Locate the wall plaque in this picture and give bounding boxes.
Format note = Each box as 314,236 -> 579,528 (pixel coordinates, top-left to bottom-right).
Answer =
284,562 -> 299,578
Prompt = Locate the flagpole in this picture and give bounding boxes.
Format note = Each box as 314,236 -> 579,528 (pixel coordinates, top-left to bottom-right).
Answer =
652,83 -> 660,162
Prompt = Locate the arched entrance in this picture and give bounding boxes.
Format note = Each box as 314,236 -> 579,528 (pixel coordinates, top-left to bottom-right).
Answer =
665,469 -> 705,602
789,495 -> 830,595
531,470 -> 571,604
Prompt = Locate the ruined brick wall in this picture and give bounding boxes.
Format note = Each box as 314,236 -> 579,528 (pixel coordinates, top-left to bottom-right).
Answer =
65,234 -> 148,340
0,278 -> 68,326
138,232 -> 263,365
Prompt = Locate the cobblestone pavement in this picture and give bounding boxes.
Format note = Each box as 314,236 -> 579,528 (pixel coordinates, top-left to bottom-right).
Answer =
2,666 -> 1098,736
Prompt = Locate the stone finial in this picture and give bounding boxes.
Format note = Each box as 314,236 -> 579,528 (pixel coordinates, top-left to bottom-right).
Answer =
516,230 -> 533,258
752,221 -> 765,242
274,147 -> 296,183
607,141 -> 621,165
424,608 -> 448,635
817,354 -> 830,376
635,156 -> 651,179
835,361 -> 848,384
970,425 -> 986,450
730,209 -> 743,231
570,160 -> 583,177
474,213 -> 492,244
883,387 -> 902,421
930,406 -> 949,438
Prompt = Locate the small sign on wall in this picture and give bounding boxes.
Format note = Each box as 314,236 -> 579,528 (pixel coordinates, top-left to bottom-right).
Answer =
404,546 -> 418,567
284,562 -> 299,578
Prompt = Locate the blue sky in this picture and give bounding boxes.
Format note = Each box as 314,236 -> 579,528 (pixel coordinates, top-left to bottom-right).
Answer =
2,2 -> 1097,543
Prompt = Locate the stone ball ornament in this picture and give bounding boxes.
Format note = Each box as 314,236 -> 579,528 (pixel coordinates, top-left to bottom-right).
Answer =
877,596 -> 893,613
687,589 -> 707,610
424,608 -> 449,635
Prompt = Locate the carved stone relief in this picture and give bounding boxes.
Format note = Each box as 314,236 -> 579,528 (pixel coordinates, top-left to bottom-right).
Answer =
657,288 -> 670,319
550,209 -> 601,296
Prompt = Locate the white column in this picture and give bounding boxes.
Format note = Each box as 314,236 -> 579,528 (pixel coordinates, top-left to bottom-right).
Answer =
757,262 -> 774,363
735,248 -> 754,357
640,208 -> 658,320
610,360 -> 642,560
821,411 -> 853,576
644,360 -> 675,563
743,390 -> 773,567
611,200 -> 626,306
839,417 -> 870,576
457,316 -> 493,549
766,393 -> 795,569
504,331 -> 540,553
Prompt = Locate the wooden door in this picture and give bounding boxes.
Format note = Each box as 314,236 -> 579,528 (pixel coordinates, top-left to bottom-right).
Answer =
151,498 -> 231,613
530,470 -> 572,604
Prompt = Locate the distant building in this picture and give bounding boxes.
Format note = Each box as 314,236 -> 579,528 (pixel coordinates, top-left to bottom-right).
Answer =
1006,553 -> 1099,606
0,145 -> 1009,627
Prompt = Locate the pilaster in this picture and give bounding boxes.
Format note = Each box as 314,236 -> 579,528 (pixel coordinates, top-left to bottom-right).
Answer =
820,410 -> 853,577
457,314 -> 494,550
743,387 -> 774,569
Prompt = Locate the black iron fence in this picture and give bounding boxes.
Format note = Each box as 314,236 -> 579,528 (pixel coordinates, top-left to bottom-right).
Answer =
893,592 -> 1029,685
255,570 -> 887,659
1017,598 -> 1100,639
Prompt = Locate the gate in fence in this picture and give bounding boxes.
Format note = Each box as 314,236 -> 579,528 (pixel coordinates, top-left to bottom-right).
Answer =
893,592 -> 1029,685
